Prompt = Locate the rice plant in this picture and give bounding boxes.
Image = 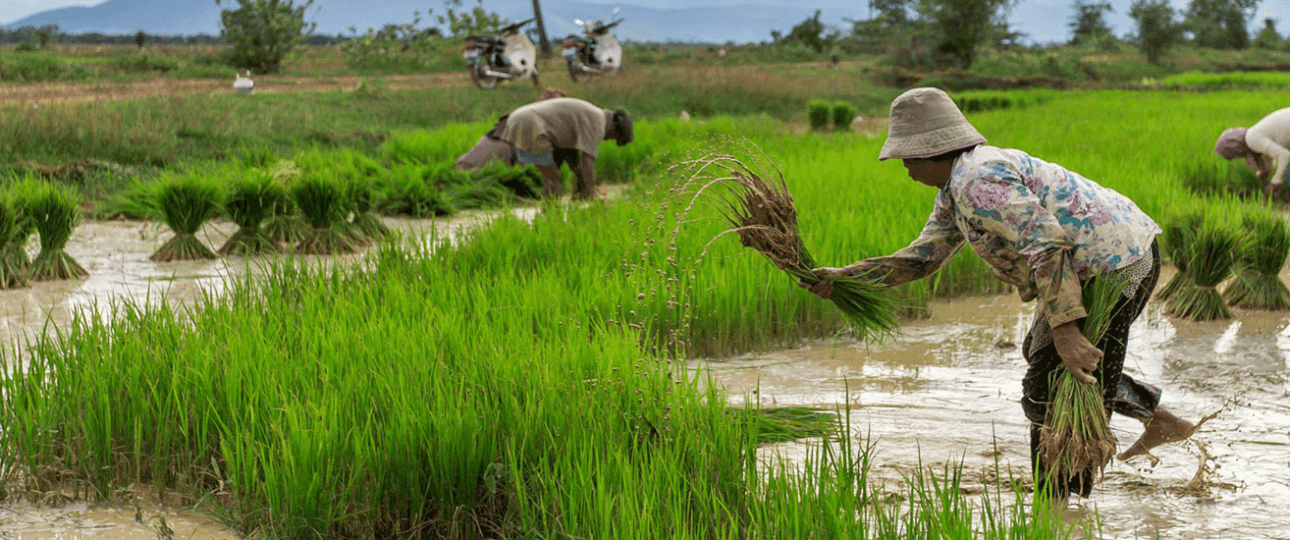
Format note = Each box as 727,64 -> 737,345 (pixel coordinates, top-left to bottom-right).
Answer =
1,190 -> 35,286
24,181 -> 87,280
347,176 -> 390,241
1167,217 -> 1238,321
218,173 -> 284,257
292,174 -> 361,254
1039,274 -> 1124,491
677,152 -> 897,342
832,100 -> 857,130
0,197 -> 25,289
150,177 -> 219,262
262,190 -> 309,248
1223,213 -> 1290,310
1156,212 -> 1203,302
807,99 -> 831,131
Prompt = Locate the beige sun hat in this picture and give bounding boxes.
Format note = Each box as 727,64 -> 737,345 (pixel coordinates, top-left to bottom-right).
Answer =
878,87 -> 986,161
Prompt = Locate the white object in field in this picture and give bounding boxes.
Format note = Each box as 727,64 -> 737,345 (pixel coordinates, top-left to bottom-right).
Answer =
679,110 -> 691,122
850,115 -> 865,130
234,69 -> 254,94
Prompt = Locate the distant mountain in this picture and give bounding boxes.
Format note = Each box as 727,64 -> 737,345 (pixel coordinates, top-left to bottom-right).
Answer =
1,0 -> 854,44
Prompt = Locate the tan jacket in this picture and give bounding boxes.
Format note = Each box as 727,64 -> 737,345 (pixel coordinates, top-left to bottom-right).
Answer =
499,98 -> 613,157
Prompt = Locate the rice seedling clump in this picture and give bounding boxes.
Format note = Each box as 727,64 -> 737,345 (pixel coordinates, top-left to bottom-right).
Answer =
0,197 -> 26,288
292,174 -> 361,254
262,160 -> 310,247
679,153 -> 896,341
150,177 -> 219,262
1039,274 -> 1123,490
24,181 -> 87,281
1223,213 -> 1290,310
347,177 -> 390,241
1166,214 -> 1237,321
219,173 -> 284,256
1155,212 -> 1203,302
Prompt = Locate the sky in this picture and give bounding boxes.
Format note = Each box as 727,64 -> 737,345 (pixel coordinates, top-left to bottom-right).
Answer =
1,0 -> 1288,45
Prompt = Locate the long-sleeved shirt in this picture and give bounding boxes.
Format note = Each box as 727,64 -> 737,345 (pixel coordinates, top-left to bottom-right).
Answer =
1246,107 -> 1290,186
854,146 -> 1161,328
499,97 -> 613,157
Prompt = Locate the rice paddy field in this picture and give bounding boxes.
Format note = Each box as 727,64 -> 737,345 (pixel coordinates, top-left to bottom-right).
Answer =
0,80 -> 1288,539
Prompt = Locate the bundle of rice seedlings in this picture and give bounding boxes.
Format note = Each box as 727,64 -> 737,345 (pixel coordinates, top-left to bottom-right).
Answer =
807,100 -> 831,131
832,100 -> 857,131
346,177 -> 389,241
25,182 -> 88,281
1167,221 -> 1238,321
262,190 -> 309,247
292,175 -> 361,255
218,173 -> 284,256
679,153 -> 896,341
1223,213 -> 1290,310
1038,274 -> 1125,489
1,191 -> 35,282
1156,212 -> 1203,302
150,178 -> 219,262
0,197 -> 26,289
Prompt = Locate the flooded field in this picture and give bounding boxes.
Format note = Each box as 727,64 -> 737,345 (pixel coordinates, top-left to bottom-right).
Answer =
696,279 -> 1290,539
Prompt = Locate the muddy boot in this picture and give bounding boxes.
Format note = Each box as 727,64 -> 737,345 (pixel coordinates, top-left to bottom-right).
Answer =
1118,408 -> 1195,461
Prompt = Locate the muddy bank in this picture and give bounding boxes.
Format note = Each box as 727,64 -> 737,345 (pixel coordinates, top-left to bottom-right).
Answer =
695,283 -> 1290,539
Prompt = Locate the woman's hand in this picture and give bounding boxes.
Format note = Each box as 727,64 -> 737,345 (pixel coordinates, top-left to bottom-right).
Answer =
798,267 -> 852,300
1052,321 -> 1102,384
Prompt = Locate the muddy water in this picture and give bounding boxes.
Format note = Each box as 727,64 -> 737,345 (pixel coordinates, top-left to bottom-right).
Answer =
696,275 -> 1290,539
0,208 -> 536,539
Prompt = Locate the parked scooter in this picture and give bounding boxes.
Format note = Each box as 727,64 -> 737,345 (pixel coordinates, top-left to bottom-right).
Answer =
561,16 -> 624,82
462,18 -> 540,90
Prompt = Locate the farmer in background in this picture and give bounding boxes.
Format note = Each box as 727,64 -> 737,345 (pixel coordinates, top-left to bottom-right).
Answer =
497,97 -> 633,200
1215,107 -> 1290,199
802,87 -> 1193,508
454,87 -> 571,172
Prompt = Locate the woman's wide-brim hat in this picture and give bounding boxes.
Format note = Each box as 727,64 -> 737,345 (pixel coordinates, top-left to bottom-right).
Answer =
879,87 -> 987,161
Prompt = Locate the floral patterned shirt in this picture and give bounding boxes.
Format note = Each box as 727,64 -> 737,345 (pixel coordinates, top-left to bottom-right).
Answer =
855,146 -> 1161,328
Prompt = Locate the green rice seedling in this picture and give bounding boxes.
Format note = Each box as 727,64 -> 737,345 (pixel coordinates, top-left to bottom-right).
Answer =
807,99 -> 831,131
0,197 -> 25,289
831,100 -> 857,131
1157,212 -> 1203,302
150,177 -> 219,262
218,173 -> 284,256
1039,273 -> 1124,490
679,152 -> 897,341
1223,213 -> 1290,310
1167,219 -> 1238,321
261,189 -> 309,247
24,182 -> 87,280
292,174 -> 360,254
1179,161 -> 1261,199
346,177 -> 390,241
1,188 -> 35,282
373,163 -> 457,218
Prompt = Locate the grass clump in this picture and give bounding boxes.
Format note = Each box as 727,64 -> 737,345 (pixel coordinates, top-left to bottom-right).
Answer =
1156,212 -> 1202,303
292,174 -> 361,254
0,197 -> 26,288
219,173 -> 285,256
261,161 -> 310,247
679,152 -> 896,341
1179,161 -> 1261,200
832,100 -> 857,130
1223,213 -> 1290,310
1166,214 -> 1237,321
1,190 -> 35,287
1039,274 -> 1123,491
150,177 -> 219,262
347,177 -> 390,241
24,181 -> 88,280
807,99 -> 831,131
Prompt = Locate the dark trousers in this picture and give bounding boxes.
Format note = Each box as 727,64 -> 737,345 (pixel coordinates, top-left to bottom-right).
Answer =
1021,241 -> 1162,498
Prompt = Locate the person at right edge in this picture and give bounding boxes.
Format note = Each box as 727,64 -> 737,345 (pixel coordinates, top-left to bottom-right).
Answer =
801,87 -> 1195,510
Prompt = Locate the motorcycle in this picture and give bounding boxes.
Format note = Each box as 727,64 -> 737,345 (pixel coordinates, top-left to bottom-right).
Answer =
561,16 -> 624,82
462,18 -> 540,90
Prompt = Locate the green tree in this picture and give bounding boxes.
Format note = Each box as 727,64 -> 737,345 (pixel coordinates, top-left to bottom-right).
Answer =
1254,18 -> 1283,49
135,30 -> 146,48
1184,0 -> 1259,49
433,0 -> 505,38
917,0 -> 1017,69
1129,0 -> 1183,64
845,0 -> 920,53
216,0 -> 316,74
784,10 -> 830,52
1068,0 -> 1114,46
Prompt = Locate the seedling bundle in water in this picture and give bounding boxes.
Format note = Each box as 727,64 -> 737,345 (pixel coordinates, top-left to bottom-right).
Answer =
0,197 -> 24,288
24,182 -> 87,280
151,178 -> 219,262
262,160 -> 310,247
292,175 -> 360,255
1155,213 -> 1202,303
347,177 -> 389,241
1039,273 -> 1124,487
1165,212 -> 1237,321
1224,213 -> 1290,310
219,173 -> 283,256
678,153 -> 896,341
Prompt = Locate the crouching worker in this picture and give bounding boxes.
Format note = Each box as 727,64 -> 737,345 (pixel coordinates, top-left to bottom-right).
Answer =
801,87 -> 1194,508
498,97 -> 633,200
1214,106 -> 1290,200
456,88 -> 571,172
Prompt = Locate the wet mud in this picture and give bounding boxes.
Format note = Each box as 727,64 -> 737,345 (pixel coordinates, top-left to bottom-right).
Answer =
696,273 -> 1290,539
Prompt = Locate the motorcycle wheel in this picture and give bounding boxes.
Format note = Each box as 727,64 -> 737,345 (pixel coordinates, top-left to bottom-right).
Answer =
471,62 -> 499,90
566,59 -> 580,83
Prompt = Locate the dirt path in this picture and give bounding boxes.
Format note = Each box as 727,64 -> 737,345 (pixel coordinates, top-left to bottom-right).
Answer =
0,71 -> 472,106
